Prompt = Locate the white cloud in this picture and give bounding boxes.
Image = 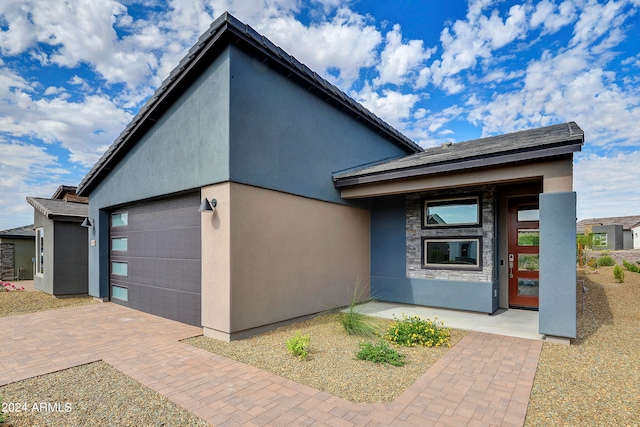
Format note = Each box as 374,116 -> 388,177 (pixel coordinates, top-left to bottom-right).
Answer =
427,0 -> 530,92
0,78 -> 132,166
374,24 -> 434,87
0,140 -> 69,231
530,0 -> 578,34
256,7 -> 382,87
351,83 -> 420,130
574,151 -> 640,220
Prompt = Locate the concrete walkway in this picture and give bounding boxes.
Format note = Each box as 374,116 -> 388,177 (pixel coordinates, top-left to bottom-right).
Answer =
1,303 -> 542,426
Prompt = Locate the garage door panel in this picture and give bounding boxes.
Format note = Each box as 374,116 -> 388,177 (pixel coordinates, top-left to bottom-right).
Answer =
127,283 -> 201,327
123,198 -> 200,231
109,191 -> 201,327
112,227 -> 200,259
121,258 -> 200,293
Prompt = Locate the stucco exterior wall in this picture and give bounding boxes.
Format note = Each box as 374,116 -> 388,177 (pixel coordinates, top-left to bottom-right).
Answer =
228,47 -> 408,206
202,182 -> 371,341
33,210 -> 54,294
539,191 -> 577,338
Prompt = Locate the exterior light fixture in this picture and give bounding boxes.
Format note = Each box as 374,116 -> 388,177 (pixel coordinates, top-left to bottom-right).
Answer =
81,217 -> 93,228
198,198 -> 217,212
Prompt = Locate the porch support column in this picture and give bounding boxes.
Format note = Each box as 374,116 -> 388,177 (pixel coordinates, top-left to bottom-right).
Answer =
539,191 -> 576,338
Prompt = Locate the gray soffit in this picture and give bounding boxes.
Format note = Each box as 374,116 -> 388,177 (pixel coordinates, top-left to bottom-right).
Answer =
0,224 -> 35,239
333,122 -> 585,188
76,12 -> 423,197
26,197 -> 88,221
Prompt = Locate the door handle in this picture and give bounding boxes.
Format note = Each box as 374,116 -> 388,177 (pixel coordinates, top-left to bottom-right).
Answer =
509,254 -> 514,278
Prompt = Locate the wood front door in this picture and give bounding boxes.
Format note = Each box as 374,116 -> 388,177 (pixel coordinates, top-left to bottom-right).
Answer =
508,197 -> 540,308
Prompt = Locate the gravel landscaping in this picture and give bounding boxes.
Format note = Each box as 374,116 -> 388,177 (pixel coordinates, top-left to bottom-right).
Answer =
525,264 -> 640,426
2,254 -> 639,426
0,291 -> 97,318
0,362 -> 208,427
184,315 -> 467,403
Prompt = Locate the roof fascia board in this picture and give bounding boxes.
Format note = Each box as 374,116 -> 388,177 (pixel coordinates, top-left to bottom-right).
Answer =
334,142 -> 582,188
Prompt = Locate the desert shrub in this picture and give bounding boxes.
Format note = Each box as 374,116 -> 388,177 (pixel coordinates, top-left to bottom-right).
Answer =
596,256 -> 616,267
586,257 -> 598,269
623,260 -> 640,273
335,286 -> 379,338
386,314 -> 451,347
613,265 -> 625,283
599,250 -> 611,256
286,332 -> 310,361
356,340 -> 406,366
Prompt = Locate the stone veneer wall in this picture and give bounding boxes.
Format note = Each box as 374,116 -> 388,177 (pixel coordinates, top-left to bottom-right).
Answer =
0,243 -> 15,281
406,185 -> 496,282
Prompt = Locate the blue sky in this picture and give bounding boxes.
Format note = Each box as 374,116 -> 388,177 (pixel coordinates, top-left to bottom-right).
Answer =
1,0 -> 639,231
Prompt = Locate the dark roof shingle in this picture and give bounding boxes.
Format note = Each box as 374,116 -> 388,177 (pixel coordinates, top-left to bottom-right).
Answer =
334,122 -> 584,186
0,224 -> 35,239
26,197 -> 88,220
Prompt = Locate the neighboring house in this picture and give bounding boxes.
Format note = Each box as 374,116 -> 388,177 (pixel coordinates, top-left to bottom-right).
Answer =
633,223 -> 640,250
26,186 -> 89,296
577,215 -> 640,250
0,224 -> 35,281
76,13 -> 582,340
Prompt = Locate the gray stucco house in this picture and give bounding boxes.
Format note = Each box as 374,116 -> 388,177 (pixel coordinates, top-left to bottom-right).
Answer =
26,186 -> 89,296
0,224 -> 35,281
577,216 -> 640,250
76,13 -> 582,340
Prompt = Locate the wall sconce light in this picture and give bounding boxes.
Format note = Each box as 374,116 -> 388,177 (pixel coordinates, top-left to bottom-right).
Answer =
81,217 -> 93,228
198,198 -> 217,212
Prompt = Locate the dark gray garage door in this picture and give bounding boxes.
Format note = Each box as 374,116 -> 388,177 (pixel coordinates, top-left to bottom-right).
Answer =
109,191 -> 201,326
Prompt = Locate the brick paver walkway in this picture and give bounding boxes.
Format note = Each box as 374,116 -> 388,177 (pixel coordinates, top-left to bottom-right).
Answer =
1,303 -> 542,426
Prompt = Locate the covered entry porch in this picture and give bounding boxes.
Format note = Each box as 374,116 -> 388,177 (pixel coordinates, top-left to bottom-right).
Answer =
334,122 -> 584,339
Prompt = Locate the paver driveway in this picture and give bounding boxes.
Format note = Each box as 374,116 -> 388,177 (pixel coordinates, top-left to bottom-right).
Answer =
1,303 -> 542,426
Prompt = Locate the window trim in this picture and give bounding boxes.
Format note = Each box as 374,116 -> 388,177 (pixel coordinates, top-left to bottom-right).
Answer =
421,236 -> 483,270
35,227 -> 44,277
422,195 -> 481,229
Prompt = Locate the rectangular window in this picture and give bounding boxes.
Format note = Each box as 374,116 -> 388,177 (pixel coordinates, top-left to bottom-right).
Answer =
111,237 -> 128,251
517,229 -> 540,246
422,237 -> 482,269
423,197 -> 480,228
111,212 -> 128,227
35,227 -> 44,276
111,285 -> 128,301
593,232 -> 607,248
111,262 -> 128,276
517,205 -> 539,222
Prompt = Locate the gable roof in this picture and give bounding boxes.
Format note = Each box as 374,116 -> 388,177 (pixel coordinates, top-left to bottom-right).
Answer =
77,12 -> 422,197
577,215 -> 640,234
26,197 -> 88,222
0,224 -> 35,239
333,122 -> 584,187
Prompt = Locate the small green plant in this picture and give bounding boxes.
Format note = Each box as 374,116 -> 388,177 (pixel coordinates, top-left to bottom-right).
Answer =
386,314 -> 451,347
613,265 -> 625,283
599,249 -> 611,256
336,286 -> 379,338
356,340 -> 406,366
586,257 -> 598,269
286,332 -> 310,361
623,260 -> 640,273
596,256 -> 616,267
